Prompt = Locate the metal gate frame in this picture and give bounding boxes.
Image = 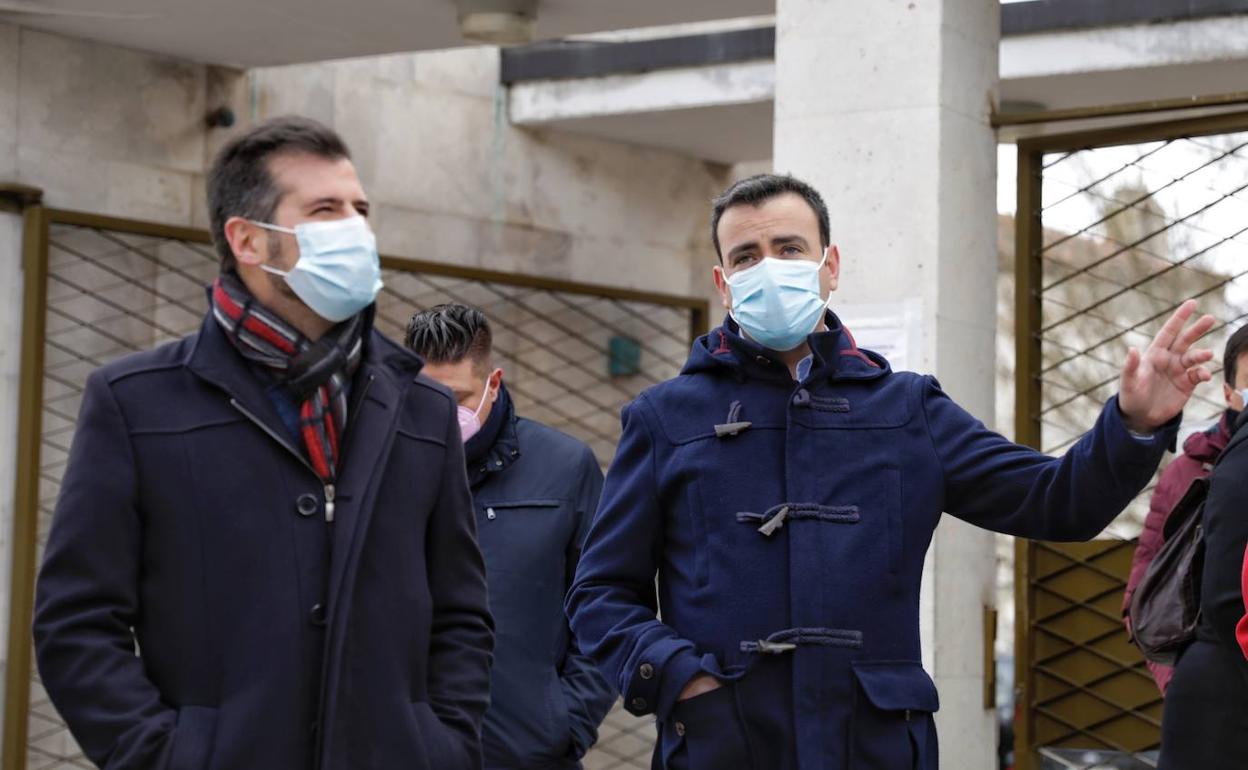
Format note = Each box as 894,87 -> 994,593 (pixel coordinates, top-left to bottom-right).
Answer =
0,188 -> 709,770
1013,110 -> 1248,770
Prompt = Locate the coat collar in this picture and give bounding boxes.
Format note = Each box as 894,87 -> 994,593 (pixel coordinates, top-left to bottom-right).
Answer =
466,384 -> 520,488
686,311 -> 890,384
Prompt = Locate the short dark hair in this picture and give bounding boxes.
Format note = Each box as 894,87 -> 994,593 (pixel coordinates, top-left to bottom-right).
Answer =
710,174 -> 831,261
405,304 -> 494,372
1225,323 -> 1248,384
206,116 -> 351,272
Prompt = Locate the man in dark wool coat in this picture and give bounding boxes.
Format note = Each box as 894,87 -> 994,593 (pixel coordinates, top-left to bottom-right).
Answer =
567,174 -> 1215,770
33,116 -> 494,770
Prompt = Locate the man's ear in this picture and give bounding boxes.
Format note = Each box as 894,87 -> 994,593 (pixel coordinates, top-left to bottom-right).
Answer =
825,245 -> 841,292
223,217 -> 268,267
488,367 -> 504,400
713,264 -> 732,310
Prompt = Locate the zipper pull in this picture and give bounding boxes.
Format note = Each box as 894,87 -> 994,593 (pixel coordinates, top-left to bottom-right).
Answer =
324,484 -> 336,523
486,507 -> 496,521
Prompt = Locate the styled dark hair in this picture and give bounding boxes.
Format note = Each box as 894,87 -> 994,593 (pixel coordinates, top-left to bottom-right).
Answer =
405,304 -> 494,371
710,174 -> 831,261
207,115 -> 351,272
1224,323 -> 1248,384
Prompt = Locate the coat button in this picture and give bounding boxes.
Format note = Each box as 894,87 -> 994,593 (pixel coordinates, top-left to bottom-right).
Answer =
631,697 -> 647,711
674,721 -> 686,737
792,389 -> 811,407
755,355 -> 771,366
296,493 -> 318,517
309,603 -> 327,627
639,663 -> 654,680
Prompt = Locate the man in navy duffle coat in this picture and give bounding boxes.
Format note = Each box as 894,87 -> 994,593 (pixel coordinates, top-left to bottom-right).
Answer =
566,174 -> 1216,770
33,117 -> 494,770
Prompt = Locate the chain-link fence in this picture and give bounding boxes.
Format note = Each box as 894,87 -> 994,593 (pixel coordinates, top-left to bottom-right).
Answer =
1014,114 -> 1248,770
6,210 -> 700,770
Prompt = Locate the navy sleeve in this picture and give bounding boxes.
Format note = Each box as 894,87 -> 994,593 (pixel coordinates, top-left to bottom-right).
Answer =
424,401 -> 495,765
566,396 -> 705,721
922,376 -> 1176,541
33,370 -> 177,770
559,446 -> 617,758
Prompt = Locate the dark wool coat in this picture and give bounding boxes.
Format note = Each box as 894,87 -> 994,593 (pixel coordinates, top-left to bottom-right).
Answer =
465,386 -> 615,770
1160,414 -> 1248,768
568,313 -> 1176,770
33,313 -> 494,770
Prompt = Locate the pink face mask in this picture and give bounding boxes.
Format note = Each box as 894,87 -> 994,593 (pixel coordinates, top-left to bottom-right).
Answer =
457,379 -> 492,442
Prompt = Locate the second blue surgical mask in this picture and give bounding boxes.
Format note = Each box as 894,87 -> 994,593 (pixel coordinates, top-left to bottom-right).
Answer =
253,215 -> 384,323
726,251 -> 829,352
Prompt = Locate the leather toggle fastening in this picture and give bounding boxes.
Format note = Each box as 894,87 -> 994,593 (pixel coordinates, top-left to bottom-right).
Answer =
736,503 -> 860,536
740,627 -> 863,655
714,400 -> 752,438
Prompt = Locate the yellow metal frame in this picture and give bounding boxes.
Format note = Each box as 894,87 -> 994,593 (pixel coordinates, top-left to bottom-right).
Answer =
1011,110 -> 1248,770
0,202 -> 709,770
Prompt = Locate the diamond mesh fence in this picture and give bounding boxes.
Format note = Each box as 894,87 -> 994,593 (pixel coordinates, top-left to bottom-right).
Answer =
1016,121 -> 1248,767
17,216 -> 690,769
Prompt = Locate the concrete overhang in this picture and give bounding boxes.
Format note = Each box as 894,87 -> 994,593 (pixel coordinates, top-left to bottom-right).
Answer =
0,0 -> 772,68
505,0 -> 1248,163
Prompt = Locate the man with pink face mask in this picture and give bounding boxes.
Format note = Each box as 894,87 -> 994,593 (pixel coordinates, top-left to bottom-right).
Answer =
405,304 -> 615,770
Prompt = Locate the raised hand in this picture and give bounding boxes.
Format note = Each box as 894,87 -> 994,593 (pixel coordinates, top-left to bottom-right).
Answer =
1118,299 -> 1216,434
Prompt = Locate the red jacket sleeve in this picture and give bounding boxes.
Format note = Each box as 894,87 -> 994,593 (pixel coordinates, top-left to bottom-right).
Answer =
1237,543 -> 1248,661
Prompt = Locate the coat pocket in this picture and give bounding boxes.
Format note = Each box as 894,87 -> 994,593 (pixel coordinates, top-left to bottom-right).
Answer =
542,669 -> 573,758
849,661 -> 940,770
411,701 -> 468,770
166,706 -> 218,770
668,683 -> 753,770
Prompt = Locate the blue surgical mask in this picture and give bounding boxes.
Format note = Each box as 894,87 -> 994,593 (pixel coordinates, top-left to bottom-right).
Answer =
726,252 -> 829,352
252,215 -> 384,323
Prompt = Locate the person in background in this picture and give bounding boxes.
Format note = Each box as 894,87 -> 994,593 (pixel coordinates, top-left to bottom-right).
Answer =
1123,324 -> 1248,693
406,304 -> 616,770
33,116 -> 493,770
1159,401 -> 1248,766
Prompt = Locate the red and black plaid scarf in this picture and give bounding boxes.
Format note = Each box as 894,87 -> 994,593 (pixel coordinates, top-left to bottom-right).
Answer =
211,274 -> 364,483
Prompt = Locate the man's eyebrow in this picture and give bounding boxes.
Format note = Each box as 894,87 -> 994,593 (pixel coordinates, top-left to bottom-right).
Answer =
302,196 -> 370,210
770,234 -> 809,248
726,240 -> 760,261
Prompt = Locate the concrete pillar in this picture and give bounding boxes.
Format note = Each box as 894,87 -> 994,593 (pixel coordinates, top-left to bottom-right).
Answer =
773,1 -> 1000,768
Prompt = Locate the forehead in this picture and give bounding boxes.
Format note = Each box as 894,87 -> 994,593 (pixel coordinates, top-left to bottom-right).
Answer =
267,152 -> 364,202
716,192 -> 821,250
1234,351 -> 1248,385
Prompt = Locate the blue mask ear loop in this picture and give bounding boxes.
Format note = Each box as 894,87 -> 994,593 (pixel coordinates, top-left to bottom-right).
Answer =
249,220 -> 298,278
797,247 -> 834,338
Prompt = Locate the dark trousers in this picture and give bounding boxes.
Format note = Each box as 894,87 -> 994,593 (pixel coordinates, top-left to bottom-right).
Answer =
1159,639 -> 1248,769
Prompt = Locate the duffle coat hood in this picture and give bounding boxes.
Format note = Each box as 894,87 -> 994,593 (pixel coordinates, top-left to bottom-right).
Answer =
568,312 -> 1177,770
33,312 -> 495,770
